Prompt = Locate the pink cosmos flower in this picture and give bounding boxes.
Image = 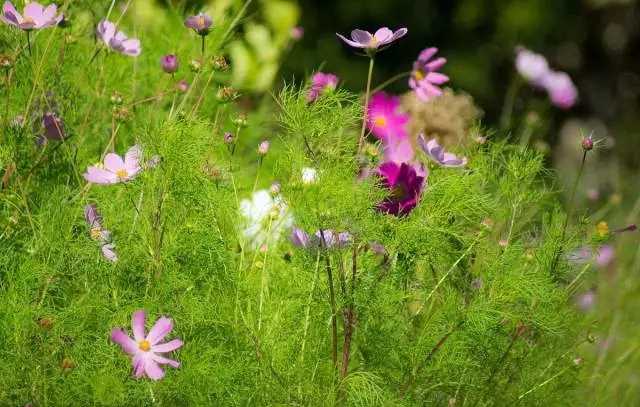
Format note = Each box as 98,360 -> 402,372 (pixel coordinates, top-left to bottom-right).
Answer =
111,310 -> 183,380
515,47 -> 550,86
83,145 -> 142,185
377,161 -> 426,216
367,92 -> 409,140
307,72 -> 339,103
417,134 -> 467,168
541,71 -> 578,109
96,20 -> 141,57
336,27 -> 407,53
409,47 -> 449,101
1,1 -> 63,30
160,54 -> 178,74
185,13 -> 212,36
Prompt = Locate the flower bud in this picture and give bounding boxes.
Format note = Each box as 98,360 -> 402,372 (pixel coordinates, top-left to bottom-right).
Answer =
258,140 -> 270,155
223,132 -> 234,144
110,91 -> 123,105
189,59 -> 202,72
270,181 -> 281,196
0,54 -> 13,69
232,113 -> 248,127
581,135 -> 594,151
160,54 -> 179,74
216,86 -> 239,102
177,80 -> 189,93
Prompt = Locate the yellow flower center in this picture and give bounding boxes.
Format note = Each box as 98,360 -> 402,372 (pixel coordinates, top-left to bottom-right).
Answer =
197,16 -> 206,29
90,227 -> 102,240
374,116 -> 387,128
22,17 -> 35,25
596,221 -> 609,237
138,340 -> 151,352
369,37 -> 379,47
414,69 -> 425,81
115,168 -> 128,179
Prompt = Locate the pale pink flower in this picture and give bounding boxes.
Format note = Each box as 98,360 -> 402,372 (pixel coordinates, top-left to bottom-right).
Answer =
1,1 -> 63,30
96,20 -> 141,57
83,145 -> 142,185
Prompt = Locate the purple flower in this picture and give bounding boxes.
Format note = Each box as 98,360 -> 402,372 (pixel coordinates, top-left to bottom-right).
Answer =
541,71 -> 577,109
377,161 -> 426,216
111,310 -> 183,381
101,243 -> 118,263
409,47 -> 449,101
42,112 -> 65,140
290,227 -> 310,248
337,27 -> 407,54
515,47 -> 550,86
160,54 -> 178,74
96,20 -> 141,57
315,229 -> 337,248
83,145 -> 142,185
1,1 -> 63,30
184,13 -> 212,36
417,134 -> 467,168
307,72 -> 339,103
84,204 -> 102,231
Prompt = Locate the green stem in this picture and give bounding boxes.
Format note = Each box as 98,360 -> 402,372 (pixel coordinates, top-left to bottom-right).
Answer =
500,75 -> 522,131
357,57 -> 375,155
371,71 -> 410,94
26,31 -> 32,57
201,35 -> 205,57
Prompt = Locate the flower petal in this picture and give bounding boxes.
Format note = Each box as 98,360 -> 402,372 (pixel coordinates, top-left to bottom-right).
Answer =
97,20 -> 115,44
146,317 -> 173,345
124,144 -> 142,172
336,33 -> 366,48
151,352 -> 180,368
23,2 -> 44,20
121,39 -> 141,57
426,57 -> 447,71
144,358 -> 165,380
2,1 -> 22,25
131,310 -> 146,342
373,27 -> 393,44
83,166 -> 118,184
111,328 -> 137,355
104,153 -> 125,172
418,47 -> 438,62
151,339 -> 183,353
425,72 -> 449,85
351,29 -> 372,44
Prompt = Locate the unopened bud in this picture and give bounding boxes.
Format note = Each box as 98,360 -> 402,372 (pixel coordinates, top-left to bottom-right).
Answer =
581,136 -> 594,151
258,140 -> 270,155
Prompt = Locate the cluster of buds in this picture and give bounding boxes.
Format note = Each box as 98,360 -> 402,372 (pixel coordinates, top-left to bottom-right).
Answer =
112,105 -> 131,121
110,91 -> 124,105
232,113 -> 248,127
211,55 -> 229,71
189,58 -> 202,73
0,54 -> 13,70
216,86 -> 239,102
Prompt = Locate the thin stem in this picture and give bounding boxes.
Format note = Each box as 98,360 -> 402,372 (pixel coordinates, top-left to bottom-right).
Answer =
356,57 -> 375,155
26,31 -> 32,57
371,71 -> 410,94
319,231 -> 338,368
499,74 -> 522,131
201,35 -> 205,57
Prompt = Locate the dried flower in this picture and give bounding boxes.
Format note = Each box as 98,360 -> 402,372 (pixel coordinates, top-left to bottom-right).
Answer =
189,58 -> 202,72
160,54 -> 179,74
211,55 -> 229,71
96,20 -> 141,57
42,112 -> 65,141
216,86 -> 239,102
409,47 -> 449,101
111,310 -> 183,380
0,53 -> 12,69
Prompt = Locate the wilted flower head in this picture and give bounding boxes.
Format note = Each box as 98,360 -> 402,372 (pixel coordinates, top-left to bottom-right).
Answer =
337,27 -> 407,54
417,134 -> 467,167
216,86 -> 239,102
377,161 -> 426,216
240,190 -> 293,250
211,55 -> 229,71
301,167 -> 318,184
307,72 -> 339,103
515,47 -> 550,85
1,1 -> 63,30
0,54 -> 13,69
258,140 -> 270,155
42,112 -> 65,141
84,204 -> 117,262
96,20 -> 141,57
83,145 -> 142,185
111,310 -> 183,380
409,47 -> 449,101
184,12 -> 212,36
541,71 -> 578,109
160,54 -> 178,74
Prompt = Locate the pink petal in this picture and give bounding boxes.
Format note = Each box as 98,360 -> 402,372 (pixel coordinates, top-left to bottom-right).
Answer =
418,47 -> 438,62
151,339 -> 183,353
146,317 -> 173,345
101,244 -> 118,262
23,2 -> 44,20
41,4 -> 57,21
336,33 -> 366,48
426,57 -> 447,71
2,1 -> 22,25
132,310 -> 146,342
151,353 -> 180,368
132,353 -> 145,378
103,153 -> 125,173
121,39 -> 141,56
350,29 -> 372,44
378,161 -> 401,186
425,72 -> 449,85
83,166 -> 118,184
144,358 -> 165,380
389,28 -> 408,42
124,145 -> 142,172
97,20 -> 115,44
373,27 -> 393,44
111,328 -> 138,355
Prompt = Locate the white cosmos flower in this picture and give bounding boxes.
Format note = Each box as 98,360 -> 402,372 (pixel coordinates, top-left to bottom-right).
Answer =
301,167 -> 318,185
239,189 -> 293,250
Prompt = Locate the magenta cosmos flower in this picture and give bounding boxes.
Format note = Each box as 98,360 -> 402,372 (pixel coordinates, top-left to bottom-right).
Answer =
184,12 -> 212,36
367,92 -> 409,140
111,310 -> 183,380
96,20 -> 141,57
307,72 -> 339,103
409,47 -> 449,101
1,1 -> 62,30
83,145 -> 142,185
377,161 -> 426,216
541,71 -> 578,109
336,27 -> 407,53
418,134 -> 467,168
